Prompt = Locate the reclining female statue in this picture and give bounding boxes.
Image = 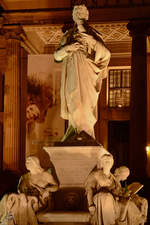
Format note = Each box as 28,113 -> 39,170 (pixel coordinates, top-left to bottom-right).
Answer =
85,153 -> 148,225
0,156 -> 59,225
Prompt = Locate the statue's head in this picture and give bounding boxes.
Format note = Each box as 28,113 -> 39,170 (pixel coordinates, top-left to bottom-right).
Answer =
114,166 -> 130,181
72,5 -> 89,23
25,156 -> 41,172
99,154 -> 114,170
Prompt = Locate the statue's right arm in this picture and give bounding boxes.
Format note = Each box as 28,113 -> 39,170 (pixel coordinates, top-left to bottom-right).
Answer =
54,41 -> 83,62
45,172 -> 59,192
86,188 -> 94,208
54,46 -> 69,62
17,174 -> 29,194
85,173 -> 96,208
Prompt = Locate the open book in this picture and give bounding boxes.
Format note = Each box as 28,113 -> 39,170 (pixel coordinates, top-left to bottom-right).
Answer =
123,182 -> 143,198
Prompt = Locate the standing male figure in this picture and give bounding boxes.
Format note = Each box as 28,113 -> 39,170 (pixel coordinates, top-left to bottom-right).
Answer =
54,5 -> 111,140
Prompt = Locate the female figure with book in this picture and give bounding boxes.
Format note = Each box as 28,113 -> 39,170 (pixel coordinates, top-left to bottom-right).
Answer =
114,166 -> 148,225
85,154 -> 147,225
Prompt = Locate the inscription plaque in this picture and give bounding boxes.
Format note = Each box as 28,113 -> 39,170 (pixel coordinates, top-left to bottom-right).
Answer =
44,146 -> 108,187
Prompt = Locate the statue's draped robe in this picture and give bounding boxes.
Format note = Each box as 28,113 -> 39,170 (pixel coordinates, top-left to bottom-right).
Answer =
0,193 -> 39,225
85,169 -> 146,225
54,26 -> 111,137
0,173 -> 52,225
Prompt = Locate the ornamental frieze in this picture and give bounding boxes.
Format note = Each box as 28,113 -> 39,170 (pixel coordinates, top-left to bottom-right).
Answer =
23,22 -> 131,46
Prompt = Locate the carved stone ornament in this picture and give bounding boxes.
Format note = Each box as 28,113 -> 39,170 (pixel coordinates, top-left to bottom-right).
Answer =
1,26 -> 24,41
23,22 -> 131,46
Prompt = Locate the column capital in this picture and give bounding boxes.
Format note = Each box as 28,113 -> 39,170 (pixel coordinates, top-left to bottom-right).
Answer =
0,25 -> 25,41
127,19 -> 150,37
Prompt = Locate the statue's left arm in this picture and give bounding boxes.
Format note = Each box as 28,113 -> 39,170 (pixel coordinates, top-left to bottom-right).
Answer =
94,39 -> 111,70
79,32 -> 110,77
44,172 -> 59,192
85,172 -> 97,213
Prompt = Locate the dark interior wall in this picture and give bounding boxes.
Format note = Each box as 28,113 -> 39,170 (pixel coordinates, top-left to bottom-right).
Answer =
0,124 -> 3,170
147,53 -> 150,145
0,75 -> 4,112
0,74 -> 4,171
108,120 -> 130,170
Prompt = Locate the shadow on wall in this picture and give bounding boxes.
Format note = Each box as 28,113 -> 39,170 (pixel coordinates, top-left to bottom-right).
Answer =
0,169 -> 21,199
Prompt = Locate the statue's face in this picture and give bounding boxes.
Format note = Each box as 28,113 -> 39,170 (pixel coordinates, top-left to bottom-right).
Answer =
72,5 -> 89,24
26,156 -> 40,171
100,155 -> 114,170
114,167 -> 130,181
119,171 -> 130,181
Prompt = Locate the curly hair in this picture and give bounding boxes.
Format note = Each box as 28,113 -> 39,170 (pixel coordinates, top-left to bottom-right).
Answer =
72,5 -> 89,21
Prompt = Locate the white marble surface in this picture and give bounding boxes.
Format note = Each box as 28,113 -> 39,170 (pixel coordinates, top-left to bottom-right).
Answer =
44,145 -> 107,187
37,211 -> 90,223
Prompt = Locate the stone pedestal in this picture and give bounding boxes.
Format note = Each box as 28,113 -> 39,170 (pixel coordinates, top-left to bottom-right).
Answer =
37,145 -> 106,224
37,211 -> 90,224
43,145 -> 108,211
44,145 -> 106,187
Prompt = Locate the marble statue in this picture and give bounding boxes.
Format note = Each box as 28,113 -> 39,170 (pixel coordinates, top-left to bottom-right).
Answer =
0,156 -> 59,225
114,166 -> 148,225
113,166 -> 130,197
85,154 -> 148,225
54,5 -> 111,140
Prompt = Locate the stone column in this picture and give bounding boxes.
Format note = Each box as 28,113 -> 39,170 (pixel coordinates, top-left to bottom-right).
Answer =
3,27 -> 23,171
127,20 -> 150,179
0,33 -> 6,171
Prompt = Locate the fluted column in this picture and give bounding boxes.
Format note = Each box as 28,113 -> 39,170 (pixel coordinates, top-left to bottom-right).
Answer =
127,19 -> 150,179
0,33 -> 6,171
3,28 -> 22,171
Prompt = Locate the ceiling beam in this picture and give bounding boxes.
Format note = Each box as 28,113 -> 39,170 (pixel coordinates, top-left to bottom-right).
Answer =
1,6 -> 150,25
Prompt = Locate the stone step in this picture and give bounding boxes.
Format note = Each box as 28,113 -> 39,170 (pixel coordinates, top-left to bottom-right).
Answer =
37,211 -> 90,223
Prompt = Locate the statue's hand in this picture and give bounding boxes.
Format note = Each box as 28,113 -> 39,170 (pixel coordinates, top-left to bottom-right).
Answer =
79,33 -> 96,49
65,42 -> 85,52
42,190 -> 50,200
88,205 -> 96,215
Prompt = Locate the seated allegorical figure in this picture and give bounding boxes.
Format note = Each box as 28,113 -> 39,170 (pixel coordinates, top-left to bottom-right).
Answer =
114,166 -> 148,225
85,153 -> 148,225
0,156 -> 59,225
113,166 -> 130,197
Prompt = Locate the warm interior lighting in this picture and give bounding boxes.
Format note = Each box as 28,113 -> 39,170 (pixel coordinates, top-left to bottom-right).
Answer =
146,145 -> 150,153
